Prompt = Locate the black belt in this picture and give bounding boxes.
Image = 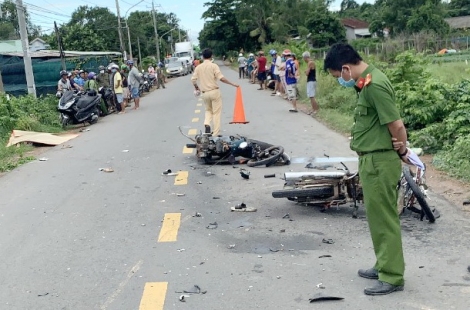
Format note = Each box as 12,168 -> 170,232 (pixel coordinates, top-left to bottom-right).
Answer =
356,149 -> 393,156
202,88 -> 219,93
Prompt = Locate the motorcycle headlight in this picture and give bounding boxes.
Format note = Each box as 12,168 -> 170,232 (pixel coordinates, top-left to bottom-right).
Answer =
64,100 -> 74,109
239,142 -> 248,149
166,69 -> 170,73
179,67 -> 183,70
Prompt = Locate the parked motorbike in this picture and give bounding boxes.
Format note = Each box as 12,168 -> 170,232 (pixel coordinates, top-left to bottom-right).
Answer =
138,80 -> 149,97
57,90 -> 100,128
98,87 -> 116,114
143,73 -> 156,88
180,127 -> 290,167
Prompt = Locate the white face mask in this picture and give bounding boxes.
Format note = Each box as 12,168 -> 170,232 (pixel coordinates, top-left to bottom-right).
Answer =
100,70 -> 104,74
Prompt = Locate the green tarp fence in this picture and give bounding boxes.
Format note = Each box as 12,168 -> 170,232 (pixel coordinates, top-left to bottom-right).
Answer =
0,55 -> 117,97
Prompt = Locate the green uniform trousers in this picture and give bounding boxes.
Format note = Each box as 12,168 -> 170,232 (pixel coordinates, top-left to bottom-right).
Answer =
359,150 -> 405,286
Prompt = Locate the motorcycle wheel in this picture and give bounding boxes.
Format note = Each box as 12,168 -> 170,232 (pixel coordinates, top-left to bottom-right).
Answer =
90,108 -> 99,124
247,146 -> 284,167
60,114 -> 70,128
272,186 -> 335,199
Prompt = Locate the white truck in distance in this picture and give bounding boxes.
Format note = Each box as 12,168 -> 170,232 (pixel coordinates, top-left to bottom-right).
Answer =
173,41 -> 194,73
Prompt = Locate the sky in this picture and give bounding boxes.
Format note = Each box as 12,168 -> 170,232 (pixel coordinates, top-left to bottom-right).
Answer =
26,0 -> 375,44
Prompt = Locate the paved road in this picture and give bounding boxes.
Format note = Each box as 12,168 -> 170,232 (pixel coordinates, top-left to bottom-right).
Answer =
1,64 -> 470,310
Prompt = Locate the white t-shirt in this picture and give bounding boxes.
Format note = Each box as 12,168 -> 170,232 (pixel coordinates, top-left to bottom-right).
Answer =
278,62 -> 286,77
273,56 -> 282,75
238,57 -> 246,68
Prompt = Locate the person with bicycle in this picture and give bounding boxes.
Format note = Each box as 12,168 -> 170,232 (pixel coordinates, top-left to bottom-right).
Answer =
324,43 -> 410,296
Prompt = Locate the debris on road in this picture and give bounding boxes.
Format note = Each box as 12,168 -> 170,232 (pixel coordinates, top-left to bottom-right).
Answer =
38,157 -> 49,161
213,196 -> 221,199
193,212 -> 202,217
269,248 -> 281,252
322,238 -> 335,244
61,144 -> 73,149
79,128 -> 90,132
309,293 -> 344,303
206,222 -> 218,229
176,285 -> 207,295
177,248 -> 185,252
179,295 -> 188,302
264,173 -> 276,178
316,283 -> 325,289
122,149 -> 129,153
305,163 -> 332,170
276,276 -> 281,279
240,169 -> 250,179
197,181 -> 202,184
228,244 -> 236,249
280,229 -> 286,233
463,200 -> 470,205
231,203 -> 257,212
319,255 -> 332,258
99,168 -> 114,173
162,169 -> 178,176
37,292 -> 49,297
282,213 -> 290,219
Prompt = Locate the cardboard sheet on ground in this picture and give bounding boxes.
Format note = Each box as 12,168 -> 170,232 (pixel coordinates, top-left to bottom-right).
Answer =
6,130 -> 79,147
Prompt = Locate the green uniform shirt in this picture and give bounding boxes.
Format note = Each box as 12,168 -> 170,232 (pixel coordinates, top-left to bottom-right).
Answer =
350,65 -> 401,152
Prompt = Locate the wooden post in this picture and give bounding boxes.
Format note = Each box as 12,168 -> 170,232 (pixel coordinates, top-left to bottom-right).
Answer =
0,70 -> 4,93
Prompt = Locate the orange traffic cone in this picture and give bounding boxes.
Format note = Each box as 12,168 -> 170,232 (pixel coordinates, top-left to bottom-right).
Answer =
230,87 -> 250,124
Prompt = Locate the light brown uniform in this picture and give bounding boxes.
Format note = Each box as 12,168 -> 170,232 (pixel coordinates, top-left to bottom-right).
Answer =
191,60 -> 224,136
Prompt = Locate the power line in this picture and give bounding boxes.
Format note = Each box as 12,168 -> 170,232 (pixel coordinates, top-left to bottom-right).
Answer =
23,2 -> 72,18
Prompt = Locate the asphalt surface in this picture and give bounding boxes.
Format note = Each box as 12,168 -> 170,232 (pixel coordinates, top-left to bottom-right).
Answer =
1,64 -> 470,310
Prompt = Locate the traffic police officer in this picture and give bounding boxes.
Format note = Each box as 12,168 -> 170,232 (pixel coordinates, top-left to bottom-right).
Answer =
324,43 -> 410,296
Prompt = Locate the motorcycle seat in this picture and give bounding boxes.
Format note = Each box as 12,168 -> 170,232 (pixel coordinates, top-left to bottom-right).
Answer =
76,96 -> 96,109
284,171 -> 346,181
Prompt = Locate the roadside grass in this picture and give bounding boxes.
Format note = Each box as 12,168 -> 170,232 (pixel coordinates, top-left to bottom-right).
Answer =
427,61 -> 470,84
0,94 -> 63,173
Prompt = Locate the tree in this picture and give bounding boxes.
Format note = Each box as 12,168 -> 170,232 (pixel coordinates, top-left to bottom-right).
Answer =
0,0 -> 39,39
448,0 -> 470,17
305,4 -> 346,47
407,0 -> 450,36
0,21 -> 16,39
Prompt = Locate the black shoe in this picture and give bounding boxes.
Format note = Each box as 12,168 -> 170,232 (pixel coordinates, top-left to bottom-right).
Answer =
364,281 -> 404,296
204,125 -> 211,134
358,268 -> 379,280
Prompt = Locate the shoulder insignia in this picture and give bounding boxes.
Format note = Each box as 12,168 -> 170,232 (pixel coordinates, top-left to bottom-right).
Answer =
364,74 -> 372,86
356,77 -> 365,89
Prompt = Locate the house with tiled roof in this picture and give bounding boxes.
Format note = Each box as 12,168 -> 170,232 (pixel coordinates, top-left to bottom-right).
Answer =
341,18 -> 371,41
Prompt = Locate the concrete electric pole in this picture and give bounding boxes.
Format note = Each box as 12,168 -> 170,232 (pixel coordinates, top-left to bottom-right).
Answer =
15,0 -> 36,97
152,1 -> 160,63
115,0 -> 126,58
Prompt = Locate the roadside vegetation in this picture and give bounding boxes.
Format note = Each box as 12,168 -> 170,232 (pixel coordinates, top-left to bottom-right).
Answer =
0,95 -> 63,172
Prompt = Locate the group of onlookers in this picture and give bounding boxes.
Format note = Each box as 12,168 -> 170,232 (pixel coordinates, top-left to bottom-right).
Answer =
57,60 -> 149,115
235,49 -> 319,114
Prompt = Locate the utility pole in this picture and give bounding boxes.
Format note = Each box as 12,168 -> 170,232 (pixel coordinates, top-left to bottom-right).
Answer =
15,0 -> 36,97
115,0 -> 125,58
152,1 -> 160,63
54,21 -> 66,70
137,37 -> 142,69
178,28 -> 181,42
125,20 -> 132,60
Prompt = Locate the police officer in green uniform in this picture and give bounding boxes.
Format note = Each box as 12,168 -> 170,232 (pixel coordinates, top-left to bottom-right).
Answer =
324,43 -> 412,295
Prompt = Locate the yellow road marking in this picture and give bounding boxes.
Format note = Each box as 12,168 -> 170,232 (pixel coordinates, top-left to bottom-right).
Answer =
182,146 -> 194,154
192,118 -> 199,122
158,213 -> 181,242
139,282 -> 168,310
196,103 -> 202,107
188,129 -> 197,135
174,171 -> 188,185
195,109 -> 201,113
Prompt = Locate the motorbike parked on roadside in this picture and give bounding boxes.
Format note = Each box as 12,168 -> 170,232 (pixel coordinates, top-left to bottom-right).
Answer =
98,87 -> 116,114
57,90 -> 100,128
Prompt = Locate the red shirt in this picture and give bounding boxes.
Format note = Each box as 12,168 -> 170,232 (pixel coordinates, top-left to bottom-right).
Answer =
257,56 -> 267,73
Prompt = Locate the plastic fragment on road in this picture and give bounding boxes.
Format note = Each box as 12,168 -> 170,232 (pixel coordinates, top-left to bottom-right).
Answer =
231,203 -> 257,212
240,169 -> 250,179
319,255 -> 332,258
99,168 -> 114,173
309,293 -> 344,303
206,222 -> 218,229
264,173 -> 275,178
38,157 -> 48,161
322,238 -> 334,244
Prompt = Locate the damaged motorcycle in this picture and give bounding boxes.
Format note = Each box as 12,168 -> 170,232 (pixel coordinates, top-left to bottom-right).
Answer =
180,127 -> 290,167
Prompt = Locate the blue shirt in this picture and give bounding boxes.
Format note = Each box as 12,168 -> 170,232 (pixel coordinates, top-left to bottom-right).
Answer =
285,59 -> 296,85
74,77 -> 85,87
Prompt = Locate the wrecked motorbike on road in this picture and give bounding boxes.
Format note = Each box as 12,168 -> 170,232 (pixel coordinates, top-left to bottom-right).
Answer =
272,160 -> 363,217
179,127 -> 290,167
